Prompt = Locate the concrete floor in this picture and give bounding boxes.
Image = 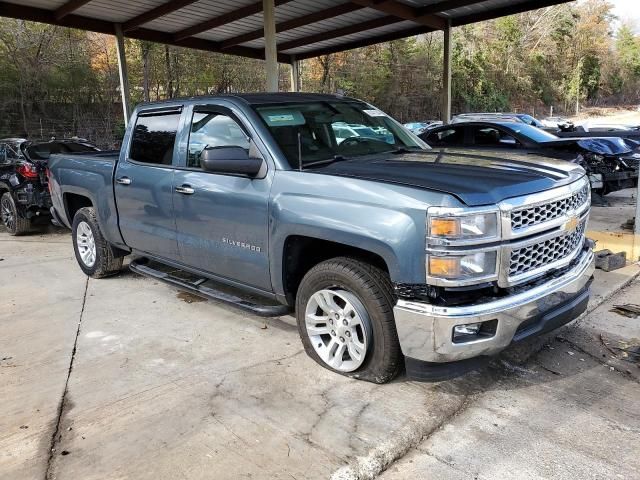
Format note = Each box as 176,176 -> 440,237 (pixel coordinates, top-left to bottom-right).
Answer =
1,219 -> 639,480
380,279 -> 640,480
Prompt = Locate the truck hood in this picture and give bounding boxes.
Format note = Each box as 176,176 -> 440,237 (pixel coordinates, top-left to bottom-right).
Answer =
317,150 -> 585,207
541,137 -> 633,155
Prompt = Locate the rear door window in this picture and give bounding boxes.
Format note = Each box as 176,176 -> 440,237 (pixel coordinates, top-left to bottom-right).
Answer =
129,111 -> 181,165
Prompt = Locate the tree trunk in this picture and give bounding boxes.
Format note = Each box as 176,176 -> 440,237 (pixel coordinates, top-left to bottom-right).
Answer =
164,45 -> 173,99
141,42 -> 151,102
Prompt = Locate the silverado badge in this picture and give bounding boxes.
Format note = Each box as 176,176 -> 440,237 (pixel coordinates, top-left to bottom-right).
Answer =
564,215 -> 579,233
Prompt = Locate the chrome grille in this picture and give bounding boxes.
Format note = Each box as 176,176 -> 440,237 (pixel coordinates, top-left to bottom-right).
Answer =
509,221 -> 586,278
511,183 -> 589,231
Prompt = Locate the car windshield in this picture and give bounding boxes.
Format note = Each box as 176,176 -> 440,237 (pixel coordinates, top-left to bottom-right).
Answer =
507,123 -> 558,142
253,100 -> 428,168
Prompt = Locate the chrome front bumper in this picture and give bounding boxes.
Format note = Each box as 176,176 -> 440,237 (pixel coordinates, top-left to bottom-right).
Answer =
394,249 -> 595,363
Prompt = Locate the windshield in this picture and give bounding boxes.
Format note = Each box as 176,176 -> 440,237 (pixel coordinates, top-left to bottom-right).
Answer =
253,100 -> 428,168
507,123 -> 558,142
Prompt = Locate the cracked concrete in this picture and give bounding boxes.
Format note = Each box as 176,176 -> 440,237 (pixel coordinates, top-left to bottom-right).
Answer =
45,276 -> 89,480
1,221 -> 639,480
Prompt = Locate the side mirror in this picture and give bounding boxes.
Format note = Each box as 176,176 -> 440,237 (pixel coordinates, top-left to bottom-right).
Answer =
200,146 -> 263,177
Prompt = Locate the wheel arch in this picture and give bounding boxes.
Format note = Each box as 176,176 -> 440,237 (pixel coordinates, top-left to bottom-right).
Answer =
280,235 -> 392,306
63,192 -> 94,225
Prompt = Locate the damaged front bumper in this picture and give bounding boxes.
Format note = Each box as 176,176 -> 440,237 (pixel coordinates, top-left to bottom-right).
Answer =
394,248 -> 594,366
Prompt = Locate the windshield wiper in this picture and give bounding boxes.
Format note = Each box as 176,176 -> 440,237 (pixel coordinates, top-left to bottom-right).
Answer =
301,155 -> 350,170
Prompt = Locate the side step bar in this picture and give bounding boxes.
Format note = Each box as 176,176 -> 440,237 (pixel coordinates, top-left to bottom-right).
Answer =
129,258 -> 290,317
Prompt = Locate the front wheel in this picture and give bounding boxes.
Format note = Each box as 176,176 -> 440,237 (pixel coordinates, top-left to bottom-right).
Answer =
1,192 -> 31,236
296,257 -> 402,383
72,207 -> 123,278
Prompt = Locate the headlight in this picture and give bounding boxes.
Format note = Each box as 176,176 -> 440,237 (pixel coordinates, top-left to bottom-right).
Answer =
428,251 -> 497,281
428,212 -> 499,243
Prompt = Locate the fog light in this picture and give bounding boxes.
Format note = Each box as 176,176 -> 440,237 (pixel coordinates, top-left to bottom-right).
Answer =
452,319 -> 498,344
454,323 -> 481,336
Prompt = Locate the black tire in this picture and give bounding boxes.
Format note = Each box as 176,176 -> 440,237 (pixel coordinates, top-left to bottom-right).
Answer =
296,257 -> 402,383
1,192 -> 31,236
72,207 -> 123,278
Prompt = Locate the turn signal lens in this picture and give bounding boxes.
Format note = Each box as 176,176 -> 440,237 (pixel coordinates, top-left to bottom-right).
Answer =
430,218 -> 460,237
428,257 -> 460,278
428,251 -> 497,281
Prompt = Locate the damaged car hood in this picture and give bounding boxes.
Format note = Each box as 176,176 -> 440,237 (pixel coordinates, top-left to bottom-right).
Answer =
542,137 -> 633,155
317,150 -> 585,207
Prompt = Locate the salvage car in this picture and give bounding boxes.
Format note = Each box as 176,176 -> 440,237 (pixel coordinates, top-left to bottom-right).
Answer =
420,121 -> 639,195
0,138 -> 99,234
452,112 -> 548,128
48,93 -> 595,383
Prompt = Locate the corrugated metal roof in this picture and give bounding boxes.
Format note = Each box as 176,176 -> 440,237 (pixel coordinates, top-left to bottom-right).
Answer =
0,0 -> 574,61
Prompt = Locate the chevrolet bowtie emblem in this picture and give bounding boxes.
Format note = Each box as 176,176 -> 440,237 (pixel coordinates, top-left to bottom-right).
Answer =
564,216 -> 579,233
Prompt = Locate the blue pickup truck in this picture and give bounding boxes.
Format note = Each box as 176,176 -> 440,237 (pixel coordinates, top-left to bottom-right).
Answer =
47,93 -> 595,382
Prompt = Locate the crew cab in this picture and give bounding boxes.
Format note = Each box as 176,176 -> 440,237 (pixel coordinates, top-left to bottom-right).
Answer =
47,93 -> 595,382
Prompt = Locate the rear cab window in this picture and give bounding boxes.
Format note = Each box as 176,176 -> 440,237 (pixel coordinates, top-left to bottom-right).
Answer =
129,110 -> 181,165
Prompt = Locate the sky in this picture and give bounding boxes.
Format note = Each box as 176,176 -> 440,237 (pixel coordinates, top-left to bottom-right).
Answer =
607,0 -> 640,32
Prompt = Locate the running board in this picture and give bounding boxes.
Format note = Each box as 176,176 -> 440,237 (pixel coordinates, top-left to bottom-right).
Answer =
129,258 -> 290,317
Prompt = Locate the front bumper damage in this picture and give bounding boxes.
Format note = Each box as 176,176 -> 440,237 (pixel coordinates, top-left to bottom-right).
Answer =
394,249 -> 594,377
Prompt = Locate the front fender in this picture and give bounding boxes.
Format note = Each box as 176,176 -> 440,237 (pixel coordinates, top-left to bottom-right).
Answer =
269,172 -> 436,295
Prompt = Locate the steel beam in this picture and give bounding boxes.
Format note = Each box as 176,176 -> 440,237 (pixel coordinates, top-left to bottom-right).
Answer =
123,0 -> 200,32
220,3 -> 364,49
292,24 -> 433,59
451,0 -> 570,26
264,0 -> 279,92
54,0 -> 92,20
173,0 -> 294,42
442,19 -> 452,123
114,24 -> 132,126
290,57 -> 300,92
278,16 -> 403,52
349,0 -> 446,30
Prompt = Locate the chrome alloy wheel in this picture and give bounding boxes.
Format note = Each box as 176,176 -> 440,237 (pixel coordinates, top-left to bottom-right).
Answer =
1,196 -> 15,231
305,289 -> 372,372
76,221 -> 97,267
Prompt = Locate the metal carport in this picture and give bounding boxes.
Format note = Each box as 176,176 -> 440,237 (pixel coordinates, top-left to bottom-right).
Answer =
0,0 -> 572,123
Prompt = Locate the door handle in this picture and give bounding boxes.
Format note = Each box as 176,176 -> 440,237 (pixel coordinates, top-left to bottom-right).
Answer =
116,177 -> 132,185
175,185 -> 195,195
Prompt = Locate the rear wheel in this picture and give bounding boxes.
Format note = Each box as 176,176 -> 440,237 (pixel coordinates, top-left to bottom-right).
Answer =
296,257 -> 402,383
72,207 -> 123,278
1,192 -> 30,236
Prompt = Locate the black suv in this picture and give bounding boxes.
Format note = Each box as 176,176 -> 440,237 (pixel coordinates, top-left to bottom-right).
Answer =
0,138 -> 99,235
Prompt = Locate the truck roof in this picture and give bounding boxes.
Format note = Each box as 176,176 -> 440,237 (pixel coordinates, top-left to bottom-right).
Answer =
136,92 -> 357,108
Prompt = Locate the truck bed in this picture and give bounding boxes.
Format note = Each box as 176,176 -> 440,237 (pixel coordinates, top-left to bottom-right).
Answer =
48,150 -> 124,246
